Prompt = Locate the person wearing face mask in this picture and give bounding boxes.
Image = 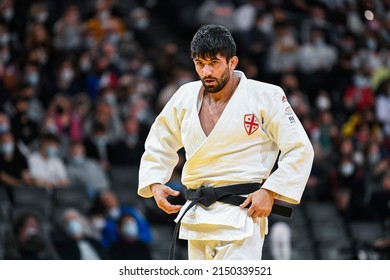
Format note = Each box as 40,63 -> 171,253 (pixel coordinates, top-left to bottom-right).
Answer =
85,0 -> 126,42
66,141 -> 110,196
343,72 -> 374,113
92,191 -> 152,249
83,121 -> 111,170
330,138 -> 366,218
28,133 -> 68,189
0,131 -> 34,189
106,116 -> 146,166
108,214 -> 152,260
4,212 -> 56,260
52,208 -> 106,260
51,61 -> 82,96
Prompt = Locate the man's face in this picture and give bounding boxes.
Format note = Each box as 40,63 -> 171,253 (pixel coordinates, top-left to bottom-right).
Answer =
193,54 -> 233,94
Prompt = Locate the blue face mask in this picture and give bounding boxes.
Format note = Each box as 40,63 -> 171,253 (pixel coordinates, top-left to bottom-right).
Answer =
46,145 -> 58,158
125,134 -> 139,145
0,123 -> 10,134
45,124 -> 57,134
71,155 -> 85,165
0,142 -> 14,155
25,72 -> 39,86
66,220 -> 83,237
93,136 -> 107,147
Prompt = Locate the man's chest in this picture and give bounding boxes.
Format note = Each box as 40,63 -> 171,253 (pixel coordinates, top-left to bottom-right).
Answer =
198,99 -> 228,137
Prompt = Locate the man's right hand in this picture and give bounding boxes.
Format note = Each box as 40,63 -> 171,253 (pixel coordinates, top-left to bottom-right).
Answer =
150,183 -> 182,214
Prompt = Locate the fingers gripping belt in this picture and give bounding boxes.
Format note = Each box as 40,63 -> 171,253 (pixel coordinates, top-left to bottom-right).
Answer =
168,183 -> 293,260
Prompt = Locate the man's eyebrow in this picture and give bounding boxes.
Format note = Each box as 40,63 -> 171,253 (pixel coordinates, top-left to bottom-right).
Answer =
193,56 -> 221,61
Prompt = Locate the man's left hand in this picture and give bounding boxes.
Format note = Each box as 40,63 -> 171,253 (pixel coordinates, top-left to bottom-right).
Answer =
239,188 -> 275,219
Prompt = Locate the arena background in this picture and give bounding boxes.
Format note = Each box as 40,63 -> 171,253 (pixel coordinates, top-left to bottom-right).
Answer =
0,0 -> 389,260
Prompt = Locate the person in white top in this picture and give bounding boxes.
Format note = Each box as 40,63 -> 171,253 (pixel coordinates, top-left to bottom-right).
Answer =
28,133 -> 68,188
138,24 -> 314,260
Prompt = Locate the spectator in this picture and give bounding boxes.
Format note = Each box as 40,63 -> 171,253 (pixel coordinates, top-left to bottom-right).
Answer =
267,23 -> 299,80
368,170 -> 390,224
0,131 -> 33,188
4,211 -> 56,260
375,78 -> 390,152
85,0 -> 126,42
83,121 -> 110,170
52,208 -> 106,260
53,5 -> 83,53
84,100 -> 122,143
195,0 -> 236,31
107,116 -> 145,166
28,133 -> 68,188
92,190 -> 152,249
8,94 -> 39,149
330,137 -> 366,218
108,214 -> 152,260
300,4 -> 333,44
0,111 -> 10,134
50,60 -> 82,96
66,140 -> 110,196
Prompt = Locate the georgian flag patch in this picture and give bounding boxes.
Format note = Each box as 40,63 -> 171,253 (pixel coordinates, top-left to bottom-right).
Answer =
244,114 -> 259,135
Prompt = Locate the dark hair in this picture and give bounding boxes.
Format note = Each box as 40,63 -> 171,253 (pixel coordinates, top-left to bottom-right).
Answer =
190,24 -> 236,62
13,212 -> 39,235
40,132 -> 60,143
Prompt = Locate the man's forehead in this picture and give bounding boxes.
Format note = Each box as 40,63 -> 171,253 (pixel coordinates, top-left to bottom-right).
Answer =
192,54 -> 226,61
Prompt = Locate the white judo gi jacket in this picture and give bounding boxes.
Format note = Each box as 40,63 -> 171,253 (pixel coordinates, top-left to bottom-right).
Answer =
138,71 -> 314,241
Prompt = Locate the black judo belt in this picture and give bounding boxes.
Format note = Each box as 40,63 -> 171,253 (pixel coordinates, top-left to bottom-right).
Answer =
168,183 -> 293,260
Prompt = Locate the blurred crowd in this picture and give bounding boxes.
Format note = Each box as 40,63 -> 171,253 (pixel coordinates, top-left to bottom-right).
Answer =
0,0 -> 390,259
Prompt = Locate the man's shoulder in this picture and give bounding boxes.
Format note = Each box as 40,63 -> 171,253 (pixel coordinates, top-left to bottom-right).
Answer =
173,80 -> 201,98
246,79 -> 284,97
161,80 -> 201,109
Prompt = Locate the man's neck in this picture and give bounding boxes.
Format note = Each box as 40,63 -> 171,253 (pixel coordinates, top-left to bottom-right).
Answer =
205,74 -> 239,104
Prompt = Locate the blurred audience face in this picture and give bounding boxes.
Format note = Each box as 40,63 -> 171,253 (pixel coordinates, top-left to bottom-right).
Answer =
23,64 -> 40,86
119,215 -> 139,241
124,117 -> 139,145
69,142 -> 86,165
29,2 -> 49,24
42,116 -> 58,135
100,191 -> 120,220
0,112 -> 10,134
16,214 -> 40,242
0,131 -> 14,157
63,209 -> 85,240
40,136 -> 60,158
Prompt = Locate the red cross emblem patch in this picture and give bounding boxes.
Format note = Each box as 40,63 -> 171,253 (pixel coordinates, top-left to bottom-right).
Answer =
244,114 -> 259,135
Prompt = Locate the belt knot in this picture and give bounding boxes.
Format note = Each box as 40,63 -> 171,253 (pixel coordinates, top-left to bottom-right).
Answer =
196,186 -> 217,207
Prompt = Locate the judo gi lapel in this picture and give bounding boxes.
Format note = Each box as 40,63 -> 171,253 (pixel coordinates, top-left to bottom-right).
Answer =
183,71 -> 247,181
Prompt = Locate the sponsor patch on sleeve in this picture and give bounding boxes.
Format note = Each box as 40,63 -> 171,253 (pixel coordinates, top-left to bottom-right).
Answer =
284,105 -> 296,125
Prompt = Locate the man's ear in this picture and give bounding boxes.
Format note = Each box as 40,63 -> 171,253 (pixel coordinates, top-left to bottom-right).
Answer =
230,56 -> 239,70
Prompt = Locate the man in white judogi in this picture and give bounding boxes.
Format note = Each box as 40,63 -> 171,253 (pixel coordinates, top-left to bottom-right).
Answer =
138,24 -> 314,260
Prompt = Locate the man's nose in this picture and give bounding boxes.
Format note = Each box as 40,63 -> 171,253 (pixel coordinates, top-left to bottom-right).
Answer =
202,65 -> 213,76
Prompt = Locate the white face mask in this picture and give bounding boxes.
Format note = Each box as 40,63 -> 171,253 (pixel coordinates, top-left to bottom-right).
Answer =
108,207 -> 121,220
2,8 -> 14,21
121,221 -> 138,239
340,162 -> 355,177
316,95 -> 331,111
60,68 -> 74,82
91,218 -> 106,230
25,226 -> 39,238
36,11 -> 48,23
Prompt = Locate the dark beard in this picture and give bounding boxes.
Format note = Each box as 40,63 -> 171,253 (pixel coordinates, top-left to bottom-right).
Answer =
201,68 -> 230,93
